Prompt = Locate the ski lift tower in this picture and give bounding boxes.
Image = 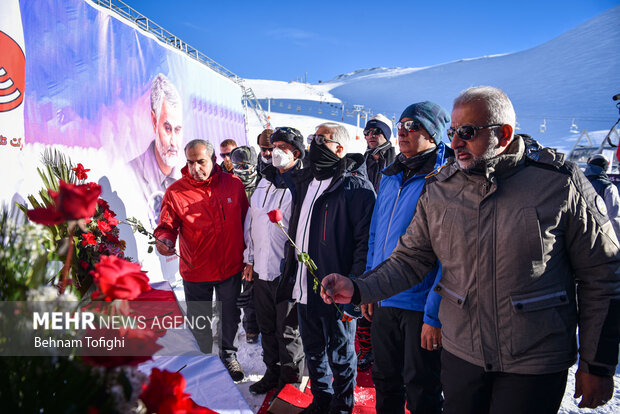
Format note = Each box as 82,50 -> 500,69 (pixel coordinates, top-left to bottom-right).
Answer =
353,105 -> 364,140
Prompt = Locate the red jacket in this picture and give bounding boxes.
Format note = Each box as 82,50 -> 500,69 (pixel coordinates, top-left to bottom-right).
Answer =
154,164 -> 249,282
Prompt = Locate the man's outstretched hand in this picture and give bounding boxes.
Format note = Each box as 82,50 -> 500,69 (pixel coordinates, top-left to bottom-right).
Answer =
321,273 -> 355,304
574,369 -> 613,409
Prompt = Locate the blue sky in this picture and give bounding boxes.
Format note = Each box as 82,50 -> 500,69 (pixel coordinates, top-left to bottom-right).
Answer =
124,0 -> 619,83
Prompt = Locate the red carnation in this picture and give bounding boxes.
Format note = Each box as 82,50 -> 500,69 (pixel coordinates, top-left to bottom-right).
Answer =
27,180 -> 102,225
97,198 -> 110,211
105,232 -> 121,244
81,232 -> 97,246
97,219 -> 111,233
104,209 -> 119,226
91,255 -> 151,301
267,209 -> 283,224
72,163 -> 90,180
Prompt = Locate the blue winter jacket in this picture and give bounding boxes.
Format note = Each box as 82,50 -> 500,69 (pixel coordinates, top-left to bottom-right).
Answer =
366,143 -> 452,328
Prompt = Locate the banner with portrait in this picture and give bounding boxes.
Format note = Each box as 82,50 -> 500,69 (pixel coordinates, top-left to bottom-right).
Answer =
0,0 -> 247,283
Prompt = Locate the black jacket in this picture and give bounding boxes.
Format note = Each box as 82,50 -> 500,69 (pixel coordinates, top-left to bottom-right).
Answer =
364,142 -> 396,192
276,153 -> 376,315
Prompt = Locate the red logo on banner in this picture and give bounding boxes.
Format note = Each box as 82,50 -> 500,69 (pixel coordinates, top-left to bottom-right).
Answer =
0,31 -> 25,112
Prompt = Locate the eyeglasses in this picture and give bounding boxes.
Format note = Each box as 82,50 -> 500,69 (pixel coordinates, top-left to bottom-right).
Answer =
396,120 -> 422,132
363,128 -> 383,137
220,152 -> 231,158
259,147 -> 272,153
313,134 -> 340,146
446,124 -> 503,141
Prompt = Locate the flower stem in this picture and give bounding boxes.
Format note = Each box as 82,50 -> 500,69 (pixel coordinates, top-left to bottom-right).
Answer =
274,223 -> 349,321
58,224 -> 75,294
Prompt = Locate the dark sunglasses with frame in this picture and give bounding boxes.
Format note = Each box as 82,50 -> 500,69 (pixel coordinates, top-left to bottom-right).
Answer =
447,124 -> 503,141
312,134 -> 341,146
363,127 -> 383,137
396,120 -> 423,132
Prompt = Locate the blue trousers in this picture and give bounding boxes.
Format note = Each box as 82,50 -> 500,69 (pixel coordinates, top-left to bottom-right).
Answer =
298,303 -> 357,414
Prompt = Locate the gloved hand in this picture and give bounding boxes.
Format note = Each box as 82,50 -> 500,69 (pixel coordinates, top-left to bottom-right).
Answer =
236,280 -> 254,309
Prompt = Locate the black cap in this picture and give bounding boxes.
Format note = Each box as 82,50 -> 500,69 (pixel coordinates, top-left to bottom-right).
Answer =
270,127 -> 305,159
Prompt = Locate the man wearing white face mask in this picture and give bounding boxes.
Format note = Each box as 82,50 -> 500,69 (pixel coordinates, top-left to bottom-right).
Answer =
243,126 -> 307,394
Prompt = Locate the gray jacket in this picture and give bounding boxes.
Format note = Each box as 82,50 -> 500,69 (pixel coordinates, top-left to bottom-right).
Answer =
356,136 -> 620,376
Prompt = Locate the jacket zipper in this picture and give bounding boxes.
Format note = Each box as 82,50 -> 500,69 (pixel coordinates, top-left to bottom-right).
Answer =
383,186 -> 403,257
323,203 -> 328,241
220,200 -> 226,220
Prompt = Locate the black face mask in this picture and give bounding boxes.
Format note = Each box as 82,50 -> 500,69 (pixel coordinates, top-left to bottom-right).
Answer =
309,140 -> 341,180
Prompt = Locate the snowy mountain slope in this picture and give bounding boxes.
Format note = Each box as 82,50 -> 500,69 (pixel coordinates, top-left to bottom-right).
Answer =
324,5 -> 620,150
246,6 -> 620,153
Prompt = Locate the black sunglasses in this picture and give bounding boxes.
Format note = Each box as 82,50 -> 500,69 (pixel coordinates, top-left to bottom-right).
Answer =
447,124 -> 503,141
363,128 -> 383,137
313,134 -> 340,146
220,152 -> 231,158
396,120 -> 422,132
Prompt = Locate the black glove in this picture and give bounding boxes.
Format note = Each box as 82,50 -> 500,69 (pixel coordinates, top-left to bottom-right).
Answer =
236,280 -> 254,309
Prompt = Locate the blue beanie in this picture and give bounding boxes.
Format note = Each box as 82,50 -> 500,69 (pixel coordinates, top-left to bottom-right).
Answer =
399,101 -> 450,143
364,114 -> 393,140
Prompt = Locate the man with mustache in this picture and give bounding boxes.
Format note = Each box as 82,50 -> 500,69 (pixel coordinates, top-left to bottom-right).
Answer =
155,139 -> 248,382
321,86 -> 620,414
130,73 -> 184,229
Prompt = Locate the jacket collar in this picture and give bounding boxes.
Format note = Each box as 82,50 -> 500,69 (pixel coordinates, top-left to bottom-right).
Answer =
383,142 -> 449,178
364,141 -> 393,158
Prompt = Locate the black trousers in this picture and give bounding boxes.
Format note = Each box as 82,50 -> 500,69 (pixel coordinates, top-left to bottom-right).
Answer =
254,277 -> 304,384
371,306 -> 443,414
441,350 -> 568,414
183,273 -> 241,362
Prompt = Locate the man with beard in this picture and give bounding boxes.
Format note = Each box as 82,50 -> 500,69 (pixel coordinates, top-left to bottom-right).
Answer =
357,113 -> 396,373
155,139 -> 248,382
130,73 -> 183,229
363,114 -> 395,192
257,128 -> 274,174
276,123 -> 376,414
321,86 -> 620,414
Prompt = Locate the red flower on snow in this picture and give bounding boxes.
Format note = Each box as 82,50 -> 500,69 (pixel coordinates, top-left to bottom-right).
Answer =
27,180 -> 102,225
91,255 -> 151,301
72,163 -> 90,180
140,368 -> 215,414
267,209 -> 283,224
81,232 -> 97,246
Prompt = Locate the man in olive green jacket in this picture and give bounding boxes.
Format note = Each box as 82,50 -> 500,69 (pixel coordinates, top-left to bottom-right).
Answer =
321,86 -> 620,414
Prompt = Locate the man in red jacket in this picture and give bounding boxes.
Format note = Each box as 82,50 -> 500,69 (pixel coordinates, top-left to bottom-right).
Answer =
155,138 -> 249,381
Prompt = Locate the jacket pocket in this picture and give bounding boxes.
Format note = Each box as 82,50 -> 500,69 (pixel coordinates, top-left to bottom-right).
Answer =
435,280 -> 474,352
522,207 -> 545,277
437,208 -> 457,258
509,289 -> 571,357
